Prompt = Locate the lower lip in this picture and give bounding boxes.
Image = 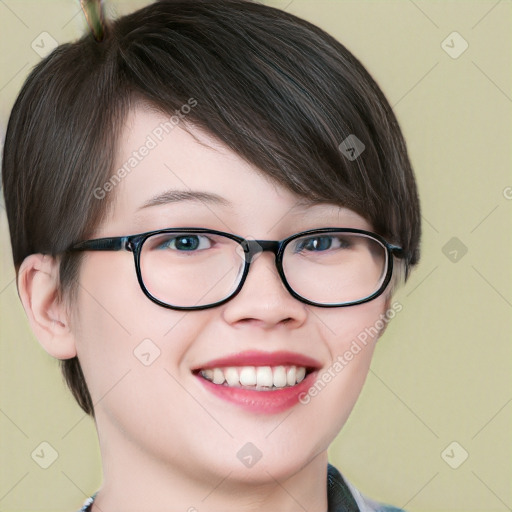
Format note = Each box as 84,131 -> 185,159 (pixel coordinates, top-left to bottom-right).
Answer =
195,371 -> 318,414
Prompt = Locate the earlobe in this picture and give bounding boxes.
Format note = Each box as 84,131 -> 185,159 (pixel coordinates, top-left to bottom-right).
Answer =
17,254 -> 77,359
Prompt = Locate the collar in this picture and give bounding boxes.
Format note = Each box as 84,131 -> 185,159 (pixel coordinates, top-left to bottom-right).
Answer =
327,463 -> 360,512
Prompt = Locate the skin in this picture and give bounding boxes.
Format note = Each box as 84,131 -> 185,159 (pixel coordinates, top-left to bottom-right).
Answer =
18,105 -> 391,512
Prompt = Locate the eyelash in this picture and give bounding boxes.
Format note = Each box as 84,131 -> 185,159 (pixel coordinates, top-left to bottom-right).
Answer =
156,234 -> 214,251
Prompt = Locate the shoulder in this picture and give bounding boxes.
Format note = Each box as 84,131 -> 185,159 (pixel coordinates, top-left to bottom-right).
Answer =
328,464 -> 407,512
344,478 -> 406,512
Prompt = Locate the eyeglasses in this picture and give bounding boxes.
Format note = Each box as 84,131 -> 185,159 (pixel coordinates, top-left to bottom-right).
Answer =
68,228 -> 404,310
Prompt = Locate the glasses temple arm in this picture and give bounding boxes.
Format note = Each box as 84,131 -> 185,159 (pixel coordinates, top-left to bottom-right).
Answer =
389,246 -> 407,259
68,236 -> 130,252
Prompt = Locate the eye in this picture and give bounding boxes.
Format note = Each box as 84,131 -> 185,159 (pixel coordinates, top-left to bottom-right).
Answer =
157,234 -> 213,251
294,235 -> 348,252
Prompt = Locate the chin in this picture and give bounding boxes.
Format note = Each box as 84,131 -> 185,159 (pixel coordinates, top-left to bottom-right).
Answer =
230,437 -> 327,485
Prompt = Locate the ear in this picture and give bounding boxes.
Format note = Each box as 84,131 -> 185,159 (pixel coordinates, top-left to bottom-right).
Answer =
17,254 -> 77,359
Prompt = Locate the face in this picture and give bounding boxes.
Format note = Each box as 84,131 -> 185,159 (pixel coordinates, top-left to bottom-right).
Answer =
70,105 -> 389,487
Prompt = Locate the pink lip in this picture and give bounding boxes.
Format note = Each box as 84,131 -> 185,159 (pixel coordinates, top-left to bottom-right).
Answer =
195,370 -> 318,414
192,350 -> 321,414
192,350 -> 322,371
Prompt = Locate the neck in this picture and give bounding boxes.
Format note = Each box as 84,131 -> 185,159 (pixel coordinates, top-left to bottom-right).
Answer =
91,417 -> 329,512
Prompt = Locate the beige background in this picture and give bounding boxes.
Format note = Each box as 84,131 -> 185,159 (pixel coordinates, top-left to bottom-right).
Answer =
0,1 -> 510,511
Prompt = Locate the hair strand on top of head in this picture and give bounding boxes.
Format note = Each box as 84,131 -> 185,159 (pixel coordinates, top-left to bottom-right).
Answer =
80,0 -> 106,42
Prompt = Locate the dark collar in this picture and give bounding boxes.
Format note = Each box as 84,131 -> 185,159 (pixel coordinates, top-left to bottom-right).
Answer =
327,463 -> 360,512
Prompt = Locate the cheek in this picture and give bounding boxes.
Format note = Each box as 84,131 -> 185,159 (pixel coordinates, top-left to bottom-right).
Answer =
299,297 -> 389,432
314,295 -> 388,358
70,253 -> 208,402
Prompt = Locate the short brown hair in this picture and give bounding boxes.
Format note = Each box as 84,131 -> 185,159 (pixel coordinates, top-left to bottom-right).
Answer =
2,0 -> 421,416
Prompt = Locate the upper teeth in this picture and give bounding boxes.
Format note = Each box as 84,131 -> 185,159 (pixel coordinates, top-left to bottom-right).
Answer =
200,365 -> 307,389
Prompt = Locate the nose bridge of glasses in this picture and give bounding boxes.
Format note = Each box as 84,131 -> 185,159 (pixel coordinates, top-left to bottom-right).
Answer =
241,239 -> 280,263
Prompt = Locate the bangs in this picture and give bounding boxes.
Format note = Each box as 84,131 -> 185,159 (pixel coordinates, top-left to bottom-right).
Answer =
111,0 -> 418,262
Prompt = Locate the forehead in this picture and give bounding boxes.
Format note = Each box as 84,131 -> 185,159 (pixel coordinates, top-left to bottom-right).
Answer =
97,106 -> 371,237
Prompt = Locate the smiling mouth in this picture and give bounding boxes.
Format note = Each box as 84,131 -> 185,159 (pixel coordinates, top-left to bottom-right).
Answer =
194,365 -> 314,391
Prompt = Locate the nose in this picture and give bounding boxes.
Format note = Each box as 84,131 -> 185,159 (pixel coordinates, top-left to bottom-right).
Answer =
221,251 -> 307,329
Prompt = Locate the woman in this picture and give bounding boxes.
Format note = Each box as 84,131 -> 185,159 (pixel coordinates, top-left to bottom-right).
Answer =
2,1 -> 420,510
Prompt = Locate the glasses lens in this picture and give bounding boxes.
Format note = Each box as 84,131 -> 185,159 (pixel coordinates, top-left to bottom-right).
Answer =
282,232 -> 388,305
139,232 -> 244,308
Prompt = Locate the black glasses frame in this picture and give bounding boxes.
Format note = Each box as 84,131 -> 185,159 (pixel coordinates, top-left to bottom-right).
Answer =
68,227 -> 405,310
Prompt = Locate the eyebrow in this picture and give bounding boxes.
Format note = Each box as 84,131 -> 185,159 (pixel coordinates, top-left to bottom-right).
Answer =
137,190 -> 231,210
